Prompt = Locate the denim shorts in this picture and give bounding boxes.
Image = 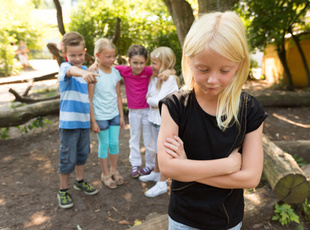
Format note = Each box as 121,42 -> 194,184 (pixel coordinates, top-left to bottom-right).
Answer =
168,217 -> 242,230
58,128 -> 90,174
96,115 -> 120,130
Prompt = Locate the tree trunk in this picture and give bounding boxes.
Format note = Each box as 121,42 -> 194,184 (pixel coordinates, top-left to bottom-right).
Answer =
53,0 -> 66,36
262,135 -> 310,204
277,41 -> 294,90
0,99 -> 60,128
289,30 -> 310,87
162,0 -> 195,46
198,0 -> 239,14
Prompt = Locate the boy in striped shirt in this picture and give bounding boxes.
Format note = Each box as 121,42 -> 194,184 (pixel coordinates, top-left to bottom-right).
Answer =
57,32 -> 99,209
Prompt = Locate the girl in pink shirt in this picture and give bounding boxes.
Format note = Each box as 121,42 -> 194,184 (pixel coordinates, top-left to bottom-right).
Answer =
115,45 -> 174,178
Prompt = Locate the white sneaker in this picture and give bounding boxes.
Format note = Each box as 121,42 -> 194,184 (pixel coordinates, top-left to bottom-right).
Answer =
144,181 -> 167,198
139,171 -> 161,182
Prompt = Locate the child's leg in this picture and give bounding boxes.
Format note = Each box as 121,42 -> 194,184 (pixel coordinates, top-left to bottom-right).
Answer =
141,109 -> 155,169
128,109 -> 143,167
97,129 -> 110,176
75,165 -> 84,181
109,125 -> 124,185
75,128 -> 90,181
108,125 -> 120,172
59,174 -> 70,190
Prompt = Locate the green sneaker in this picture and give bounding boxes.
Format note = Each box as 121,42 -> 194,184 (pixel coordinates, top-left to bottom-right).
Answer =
57,190 -> 73,209
74,181 -> 98,195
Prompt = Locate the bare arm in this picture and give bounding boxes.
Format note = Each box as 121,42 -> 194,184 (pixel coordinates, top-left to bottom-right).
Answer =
157,104 -> 241,182
66,66 -> 99,83
88,83 -> 100,133
116,81 -> 125,130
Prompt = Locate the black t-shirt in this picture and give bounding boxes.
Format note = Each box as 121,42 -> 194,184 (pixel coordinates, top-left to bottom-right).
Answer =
159,89 -> 268,230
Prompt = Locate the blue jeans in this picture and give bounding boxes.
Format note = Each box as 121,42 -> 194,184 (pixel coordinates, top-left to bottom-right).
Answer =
58,128 -> 90,174
96,115 -> 120,130
168,217 -> 242,230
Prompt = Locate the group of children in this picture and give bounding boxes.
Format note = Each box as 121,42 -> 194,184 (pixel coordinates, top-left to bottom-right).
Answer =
57,31 -> 178,209
57,11 -> 267,230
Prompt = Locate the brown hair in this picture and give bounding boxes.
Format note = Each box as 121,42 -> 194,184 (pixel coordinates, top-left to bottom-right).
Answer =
62,31 -> 85,53
127,45 -> 148,61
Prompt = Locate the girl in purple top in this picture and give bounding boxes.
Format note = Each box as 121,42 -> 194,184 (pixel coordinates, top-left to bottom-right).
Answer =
115,45 -> 174,178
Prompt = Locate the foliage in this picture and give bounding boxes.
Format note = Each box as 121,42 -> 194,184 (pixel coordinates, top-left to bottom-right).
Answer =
301,198 -> 310,222
292,154 -> 307,167
239,0 -> 310,51
17,116 -> 51,134
0,117 -> 51,140
0,128 -> 10,140
0,0 -> 44,76
68,0 -> 181,72
272,203 -> 300,225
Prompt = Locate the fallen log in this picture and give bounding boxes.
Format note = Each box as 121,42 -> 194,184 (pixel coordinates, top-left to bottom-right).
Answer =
262,134 -> 310,204
252,91 -> 310,107
0,99 -> 60,128
301,164 -> 310,180
9,88 -> 60,104
274,140 -> 310,163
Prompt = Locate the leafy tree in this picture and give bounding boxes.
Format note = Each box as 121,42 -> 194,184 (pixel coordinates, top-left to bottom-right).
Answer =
0,0 -> 44,76
240,0 -> 310,90
68,0 -> 182,72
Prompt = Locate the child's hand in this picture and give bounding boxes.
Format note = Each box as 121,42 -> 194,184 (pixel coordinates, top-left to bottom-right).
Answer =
83,72 -> 99,83
120,118 -> 125,130
163,135 -> 187,159
91,122 -> 100,133
88,63 -> 99,73
228,147 -> 242,173
158,69 -> 176,81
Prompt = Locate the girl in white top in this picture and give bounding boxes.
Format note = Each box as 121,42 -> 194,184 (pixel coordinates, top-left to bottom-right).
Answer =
139,47 -> 179,197
89,38 -> 125,189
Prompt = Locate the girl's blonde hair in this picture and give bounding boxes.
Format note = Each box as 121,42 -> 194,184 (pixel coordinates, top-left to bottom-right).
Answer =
182,11 -> 250,130
94,38 -> 115,64
150,46 -> 177,90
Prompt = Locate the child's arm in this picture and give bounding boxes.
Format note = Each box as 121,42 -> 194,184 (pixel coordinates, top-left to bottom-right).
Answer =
67,66 -> 99,83
164,122 -> 265,189
88,83 -> 100,133
196,124 -> 264,189
158,69 -> 176,81
157,104 -> 242,182
116,81 -> 125,130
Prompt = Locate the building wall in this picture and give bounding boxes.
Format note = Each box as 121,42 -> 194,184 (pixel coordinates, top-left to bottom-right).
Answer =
261,36 -> 310,87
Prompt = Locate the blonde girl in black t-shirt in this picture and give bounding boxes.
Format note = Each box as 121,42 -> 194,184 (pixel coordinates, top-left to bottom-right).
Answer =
158,11 -> 268,230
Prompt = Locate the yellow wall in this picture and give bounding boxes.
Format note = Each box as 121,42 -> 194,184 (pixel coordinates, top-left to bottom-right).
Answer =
261,37 -> 310,87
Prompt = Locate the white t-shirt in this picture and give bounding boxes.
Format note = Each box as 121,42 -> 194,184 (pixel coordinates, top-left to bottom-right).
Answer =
93,67 -> 122,120
147,75 -> 179,125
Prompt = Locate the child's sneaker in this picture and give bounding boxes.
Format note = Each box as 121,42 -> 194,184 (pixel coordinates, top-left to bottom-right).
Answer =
131,166 -> 140,178
139,171 -> 161,182
138,166 -> 153,176
145,181 -> 167,198
57,190 -> 73,209
74,181 -> 99,195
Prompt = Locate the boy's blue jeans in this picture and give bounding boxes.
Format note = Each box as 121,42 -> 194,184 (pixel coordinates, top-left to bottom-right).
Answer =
58,128 -> 90,175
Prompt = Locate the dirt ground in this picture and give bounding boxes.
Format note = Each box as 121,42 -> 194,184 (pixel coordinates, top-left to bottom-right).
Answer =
0,78 -> 310,230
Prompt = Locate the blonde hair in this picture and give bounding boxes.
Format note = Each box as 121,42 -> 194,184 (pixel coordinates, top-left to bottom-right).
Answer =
150,46 -> 177,90
62,31 -> 85,53
94,38 -> 115,64
182,11 -> 250,130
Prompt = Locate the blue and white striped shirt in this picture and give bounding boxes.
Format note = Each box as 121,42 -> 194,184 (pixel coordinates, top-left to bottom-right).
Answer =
58,62 -> 90,129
